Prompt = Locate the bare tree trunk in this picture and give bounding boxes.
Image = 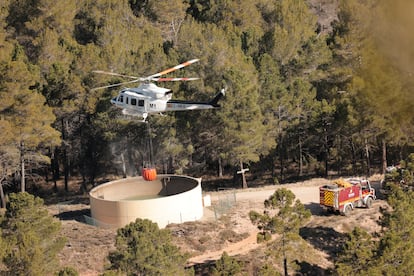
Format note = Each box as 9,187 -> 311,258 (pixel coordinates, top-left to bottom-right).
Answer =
336,135 -> 341,176
163,158 -> 168,174
52,148 -> 59,192
63,149 -> 68,191
168,156 -> 174,174
62,119 -> 69,192
365,137 -> 371,176
349,138 -> 357,175
20,141 -> 25,193
278,136 -> 285,182
324,128 -> 329,177
271,154 -> 276,180
0,178 -> 6,208
121,153 -> 127,178
382,139 -> 387,174
282,232 -> 288,276
283,258 -> 288,276
218,156 -> 223,177
298,137 -> 303,177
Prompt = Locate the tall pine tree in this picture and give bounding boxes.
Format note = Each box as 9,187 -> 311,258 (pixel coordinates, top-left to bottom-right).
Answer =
1,192 -> 65,275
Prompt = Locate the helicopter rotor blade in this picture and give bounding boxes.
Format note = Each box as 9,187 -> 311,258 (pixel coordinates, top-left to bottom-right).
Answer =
146,59 -> 199,80
92,70 -> 142,80
155,77 -> 200,82
91,79 -> 141,90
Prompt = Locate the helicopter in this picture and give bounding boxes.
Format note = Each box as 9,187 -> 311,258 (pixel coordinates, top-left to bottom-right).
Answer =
92,59 -> 225,121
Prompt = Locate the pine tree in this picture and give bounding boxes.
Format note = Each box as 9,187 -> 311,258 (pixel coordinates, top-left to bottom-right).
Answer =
0,2 -> 18,206
335,227 -> 376,275
0,235 -> 4,267
374,187 -> 414,275
249,188 -> 311,275
175,20 -> 269,182
257,263 -> 281,275
329,0 -> 414,174
257,53 -> 284,157
335,186 -> 414,275
308,99 -> 336,176
107,218 -> 190,275
218,61 -> 267,186
129,0 -> 189,43
1,192 -> 66,275
258,0 -> 317,66
255,0 -> 330,179
11,0 -> 98,191
211,251 -> 243,276
0,47 -> 60,192
0,118 -> 18,208
0,24 -> 18,200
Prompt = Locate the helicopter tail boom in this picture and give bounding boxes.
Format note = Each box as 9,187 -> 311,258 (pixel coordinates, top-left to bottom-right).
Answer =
165,89 -> 225,112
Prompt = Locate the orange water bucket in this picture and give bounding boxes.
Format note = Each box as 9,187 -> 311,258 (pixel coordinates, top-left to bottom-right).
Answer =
142,167 -> 157,181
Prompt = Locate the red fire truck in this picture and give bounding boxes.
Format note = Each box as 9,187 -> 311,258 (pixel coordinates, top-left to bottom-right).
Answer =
319,178 -> 376,216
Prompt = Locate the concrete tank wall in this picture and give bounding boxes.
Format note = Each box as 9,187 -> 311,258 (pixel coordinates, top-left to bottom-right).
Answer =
89,175 -> 203,228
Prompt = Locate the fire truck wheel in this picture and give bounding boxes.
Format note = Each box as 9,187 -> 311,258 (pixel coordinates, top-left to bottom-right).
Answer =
343,204 -> 352,216
366,197 -> 373,208
327,208 -> 335,214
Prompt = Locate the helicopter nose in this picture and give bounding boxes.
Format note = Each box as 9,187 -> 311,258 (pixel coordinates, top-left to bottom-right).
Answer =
110,97 -> 117,104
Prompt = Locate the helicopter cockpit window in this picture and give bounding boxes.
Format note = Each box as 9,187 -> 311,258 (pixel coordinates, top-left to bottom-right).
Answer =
138,100 -> 145,107
131,98 -> 137,105
119,95 -> 124,103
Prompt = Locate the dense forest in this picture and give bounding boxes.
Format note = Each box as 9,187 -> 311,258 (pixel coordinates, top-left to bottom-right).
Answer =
1,0 -> 414,200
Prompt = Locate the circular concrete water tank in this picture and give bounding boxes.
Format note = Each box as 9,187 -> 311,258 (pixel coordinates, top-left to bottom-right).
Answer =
89,175 -> 203,228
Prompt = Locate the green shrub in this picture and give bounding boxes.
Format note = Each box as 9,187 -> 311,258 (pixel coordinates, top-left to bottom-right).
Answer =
56,266 -> 78,276
106,218 -> 191,275
211,252 -> 242,276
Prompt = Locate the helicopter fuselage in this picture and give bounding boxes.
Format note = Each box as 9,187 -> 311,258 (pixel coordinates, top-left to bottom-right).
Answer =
110,83 -> 224,119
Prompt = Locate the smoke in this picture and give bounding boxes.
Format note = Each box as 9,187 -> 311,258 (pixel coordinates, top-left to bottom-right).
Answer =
366,0 -> 414,123
372,0 -> 414,76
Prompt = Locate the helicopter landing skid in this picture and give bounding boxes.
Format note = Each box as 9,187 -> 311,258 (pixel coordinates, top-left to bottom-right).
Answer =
116,114 -> 147,123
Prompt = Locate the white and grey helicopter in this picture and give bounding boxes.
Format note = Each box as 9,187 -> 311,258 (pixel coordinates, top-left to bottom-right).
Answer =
93,59 -> 225,121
